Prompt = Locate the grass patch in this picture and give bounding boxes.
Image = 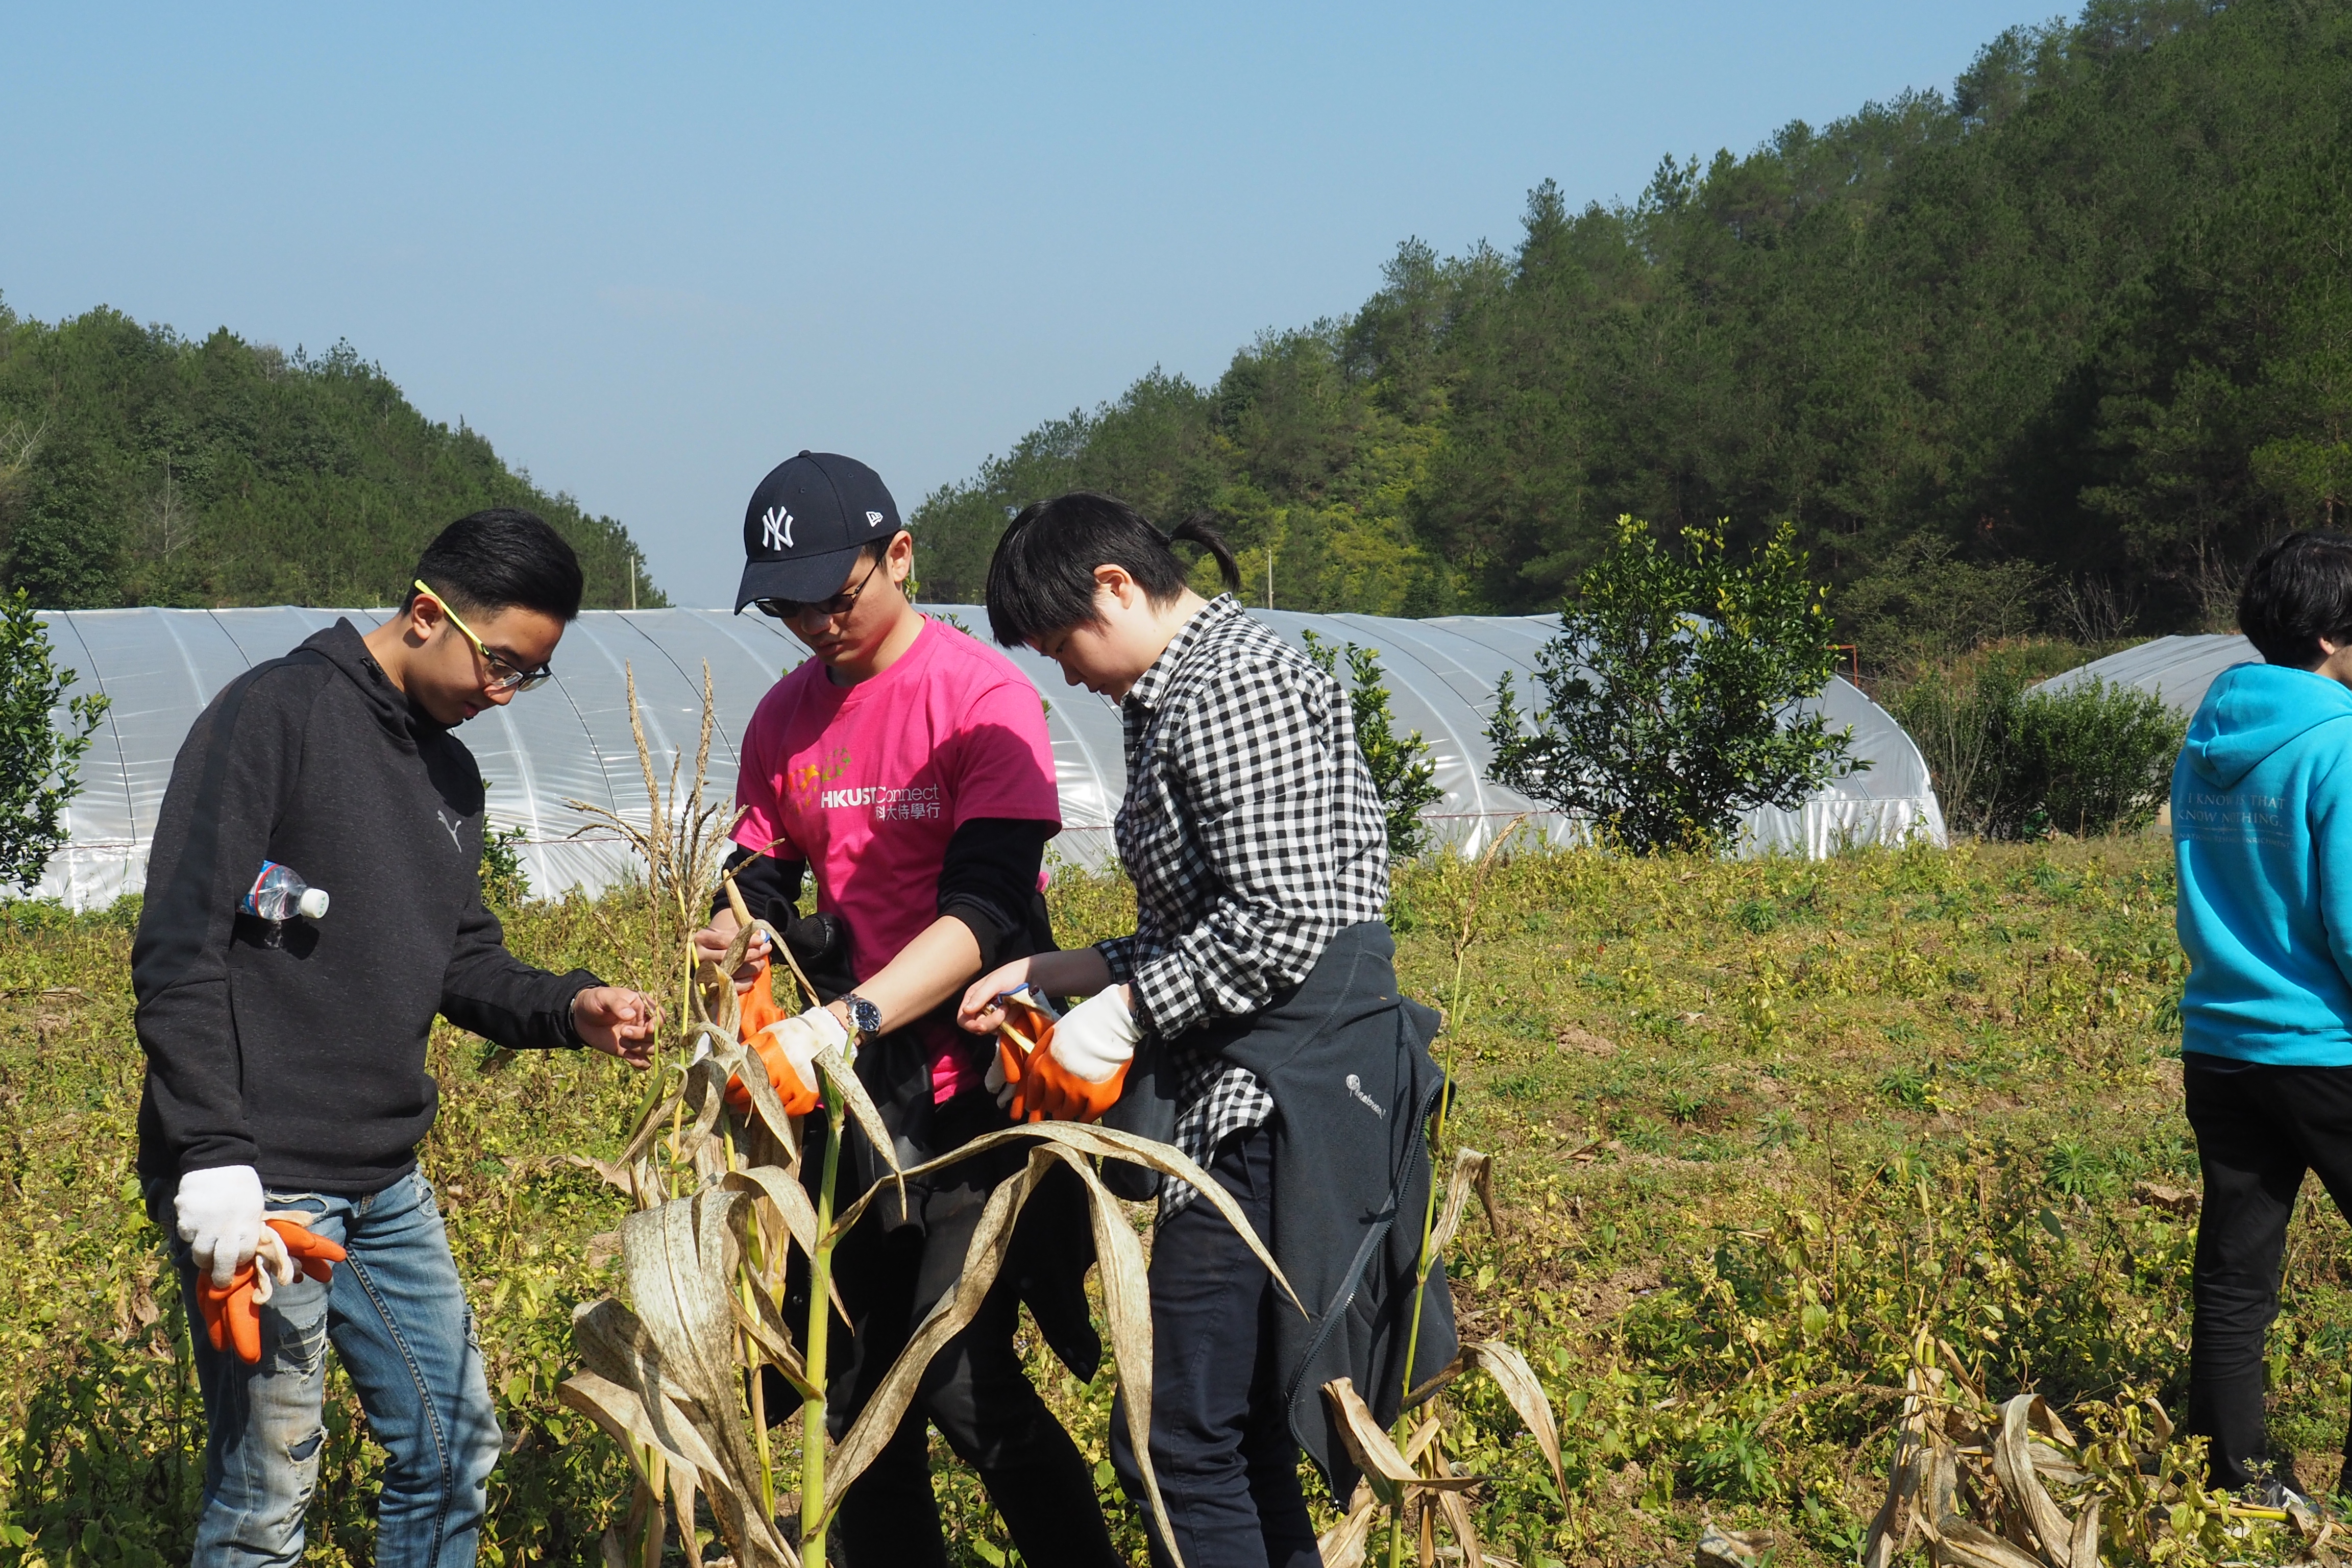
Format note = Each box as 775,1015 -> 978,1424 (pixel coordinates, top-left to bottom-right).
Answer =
3,834 -> 2328,1566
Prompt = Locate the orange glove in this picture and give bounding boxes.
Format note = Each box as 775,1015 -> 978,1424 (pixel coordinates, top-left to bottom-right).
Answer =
271,1216 -> 347,1282
1019,1047 -> 1131,1124
724,958 -> 820,1120
991,998 -> 1056,1121
198,1268 -> 263,1363
196,1216 -> 347,1364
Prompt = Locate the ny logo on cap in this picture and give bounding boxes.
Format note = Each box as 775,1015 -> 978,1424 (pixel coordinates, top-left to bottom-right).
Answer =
762,506 -> 795,551
866,511 -> 885,528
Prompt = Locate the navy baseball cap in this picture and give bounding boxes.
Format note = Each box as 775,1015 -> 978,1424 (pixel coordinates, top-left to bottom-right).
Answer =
732,451 -> 904,612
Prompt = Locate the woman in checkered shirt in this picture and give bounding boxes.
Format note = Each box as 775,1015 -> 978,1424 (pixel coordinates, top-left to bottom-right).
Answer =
959,492 -> 1453,1568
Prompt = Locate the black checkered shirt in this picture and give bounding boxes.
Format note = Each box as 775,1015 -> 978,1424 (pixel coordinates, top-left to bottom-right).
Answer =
1094,596 -> 1390,1215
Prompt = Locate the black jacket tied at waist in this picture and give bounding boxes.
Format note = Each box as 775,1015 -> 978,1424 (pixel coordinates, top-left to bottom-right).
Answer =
1111,919 -> 1458,1500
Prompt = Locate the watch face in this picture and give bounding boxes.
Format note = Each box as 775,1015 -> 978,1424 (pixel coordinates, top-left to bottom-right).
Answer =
849,996 -> 881,1035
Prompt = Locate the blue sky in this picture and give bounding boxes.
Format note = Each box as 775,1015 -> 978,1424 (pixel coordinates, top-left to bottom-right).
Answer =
6,2 -> 2047,607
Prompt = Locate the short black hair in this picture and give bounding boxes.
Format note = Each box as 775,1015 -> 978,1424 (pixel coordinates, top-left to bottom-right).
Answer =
2239,530 -> 2352,667
984,492 -> 1240,646
406,509 -> 585,622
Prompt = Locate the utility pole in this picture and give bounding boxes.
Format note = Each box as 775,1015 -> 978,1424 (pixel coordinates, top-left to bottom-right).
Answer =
628,554 -> 638,611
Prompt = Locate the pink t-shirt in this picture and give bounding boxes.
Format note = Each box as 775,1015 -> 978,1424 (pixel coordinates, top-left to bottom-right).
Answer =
733,617 -> 1060,1101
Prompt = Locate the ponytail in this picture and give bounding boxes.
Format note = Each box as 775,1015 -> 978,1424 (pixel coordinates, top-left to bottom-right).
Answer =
985,491 -> 1239,646
1164,512 -> 1243,596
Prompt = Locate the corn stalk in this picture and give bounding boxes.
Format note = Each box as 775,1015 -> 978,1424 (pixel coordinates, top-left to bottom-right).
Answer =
1854,1325 -> 2300,1568
559,667 -> 1300,1568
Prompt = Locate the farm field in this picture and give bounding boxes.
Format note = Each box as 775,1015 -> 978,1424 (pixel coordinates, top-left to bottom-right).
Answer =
0,832 -> 2325,1568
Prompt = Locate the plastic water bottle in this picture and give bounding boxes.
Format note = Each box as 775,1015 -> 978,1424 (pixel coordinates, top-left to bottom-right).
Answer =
241,861 -> 329,946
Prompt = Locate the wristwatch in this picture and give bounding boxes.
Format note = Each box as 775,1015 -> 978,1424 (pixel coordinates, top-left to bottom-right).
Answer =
842,993 -> 883,1037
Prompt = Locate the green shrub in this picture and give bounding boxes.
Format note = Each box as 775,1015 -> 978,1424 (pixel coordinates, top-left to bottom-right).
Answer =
1301,630 -> 1443,859
480,824 -> 531,914
2012,677 -> 2186,838
1486,518 -> 1864,853
1888,665 -> 2184,840
0,592 -> 108,891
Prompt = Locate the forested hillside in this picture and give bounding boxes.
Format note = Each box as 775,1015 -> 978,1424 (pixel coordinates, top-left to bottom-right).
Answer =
0,304 -> 659,609
913,0 -> 2352,665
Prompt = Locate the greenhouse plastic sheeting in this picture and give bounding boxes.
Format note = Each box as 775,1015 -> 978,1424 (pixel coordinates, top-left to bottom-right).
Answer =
28,604 -> 1945,909
2034,633 -> 2254,717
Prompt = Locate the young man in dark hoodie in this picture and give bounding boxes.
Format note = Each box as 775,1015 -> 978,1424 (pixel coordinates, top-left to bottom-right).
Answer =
2174,529 -> 2352,1506
135,510 -> 660,1567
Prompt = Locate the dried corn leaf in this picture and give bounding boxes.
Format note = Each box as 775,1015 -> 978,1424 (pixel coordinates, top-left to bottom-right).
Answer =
2067,1497 -> 2099,1568
1992,1395 -> 2074,1568
2142,1395 -> 2173,1447
1924,1438 -> 1957,1527
1863,1366 -> 1939,1568
819,1150 -> 1049,1523
1403,1412 -> 1444,1464
1428,1148 -> 1499,1255
823,1120 -> 1301,1311
1406,1352 -> 1465,1408
569,1153 -> 638,1199
1436,1485 -> 1485,1568
1938,1336 -> 1989,1403
1466,1340 -> 1562,1498
2028,1441 -> 2086,1484
557,1370 -> 703,1488
1322,1378 -> 1477,1507
727,1295 -> 816,1400
619,1079 -> 686,1167
2026,1397 -> 2076,1451
672,1469 -> 707,1568
573,1297 -> 651,1372
1931,1516 -> 2050,1568
1318,1482 -> 1380,1568
1698,1516 -> 1772,1568
1040,1141 -> 1200,1568
621,1189 -> 794,1568
718,1166 -> 845,1323
808,1041 -> 902,1187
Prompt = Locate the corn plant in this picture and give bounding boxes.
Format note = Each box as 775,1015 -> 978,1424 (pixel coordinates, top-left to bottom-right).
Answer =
1856,1325 -> 2298,1568
556,665 -> 1297,1568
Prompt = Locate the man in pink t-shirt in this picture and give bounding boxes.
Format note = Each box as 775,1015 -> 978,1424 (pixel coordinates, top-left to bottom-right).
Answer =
691,452 -> 1115,1568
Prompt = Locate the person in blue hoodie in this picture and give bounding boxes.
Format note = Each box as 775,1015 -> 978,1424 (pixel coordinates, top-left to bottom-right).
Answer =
2174,528 -> 2352,1503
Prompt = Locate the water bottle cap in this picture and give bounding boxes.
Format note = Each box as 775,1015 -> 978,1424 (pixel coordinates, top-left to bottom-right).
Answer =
297,888 -> 330,920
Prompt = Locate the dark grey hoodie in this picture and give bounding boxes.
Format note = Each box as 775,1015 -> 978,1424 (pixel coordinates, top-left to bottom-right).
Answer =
133,619 -> 600,1199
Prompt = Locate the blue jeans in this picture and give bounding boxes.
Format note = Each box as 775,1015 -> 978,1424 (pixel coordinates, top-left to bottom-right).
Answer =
167,1169 -> 504,1567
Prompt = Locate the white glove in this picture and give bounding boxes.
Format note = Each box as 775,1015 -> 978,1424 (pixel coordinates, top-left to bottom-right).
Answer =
176,1165 -> 266,1288
752,1004 -> 846,1088
796,1003 -> 848,1061
1049,987 -> 1140,1083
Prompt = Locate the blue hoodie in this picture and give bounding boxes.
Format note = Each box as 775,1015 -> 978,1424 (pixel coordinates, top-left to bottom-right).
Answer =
2174,662 -> 2352,1063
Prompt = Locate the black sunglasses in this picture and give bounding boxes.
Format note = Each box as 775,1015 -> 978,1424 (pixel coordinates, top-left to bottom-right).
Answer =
754,556 -> 886,623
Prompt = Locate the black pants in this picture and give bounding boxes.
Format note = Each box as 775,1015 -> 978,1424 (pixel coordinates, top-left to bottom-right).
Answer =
823,1160 -> 1117,1568
1110,1125 -> 1318,1568
2185,1052 -> 2352,1493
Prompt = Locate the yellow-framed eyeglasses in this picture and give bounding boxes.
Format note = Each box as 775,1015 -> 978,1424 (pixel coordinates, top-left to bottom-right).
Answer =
412,581 -> 554,693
